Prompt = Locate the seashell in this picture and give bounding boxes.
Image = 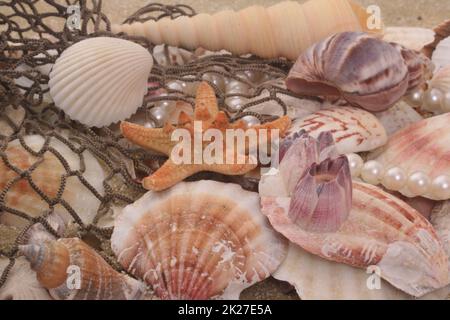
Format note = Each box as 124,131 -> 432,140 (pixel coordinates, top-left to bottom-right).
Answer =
432,36 -> 450,71
19,238 -> 146,300
111,0 -> 382,60
24,213 -> 66,245
152,44 -> 195,66
0,257 -> 52,300
374,100 -> 423,136
382,27 -> 435,51
369,113 -> 450,200
423,20 -> 450,57
49,37 -> 153,127
0,105 -> 25,137
111,180 -> 287,300
430,201 -> 450,267
287,106 -> 388,154
429,65 -> 450,93
0,135 -> 104,228
286,32 -> 431,112
274,243 -> 450,300
261,180 -> 449,297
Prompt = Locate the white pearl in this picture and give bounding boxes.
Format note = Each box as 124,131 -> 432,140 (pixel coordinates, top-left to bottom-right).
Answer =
202,73 -> 225,91
382,167 -> 407,191
225,96 -> 247,112
166,80 -> 186,92
431,175 -> 450,200
226,80 -> 250,95
407,171 -> 430,196
144,119 -> 156,128
361,160 -> 384,185
241,115 -> 261,128
424,88 -> 444,112
346,153 -> 364,177
405,89 -> 424,108
150,104 -> 172,126
441,92 -> 450,113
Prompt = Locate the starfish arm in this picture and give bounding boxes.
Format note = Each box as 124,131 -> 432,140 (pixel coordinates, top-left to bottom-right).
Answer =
142,159 -> 202,191
204,156 -> 258,176
252,116 -> 292,137
120,121 -> 174,156
194,82 -> 219,125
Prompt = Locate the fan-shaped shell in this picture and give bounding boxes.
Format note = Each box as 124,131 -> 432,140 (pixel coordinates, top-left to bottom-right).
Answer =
432,36 -> 450,71
375,100 -> 423,136
49,37 -> 153,127
19,238 -> 146,300
111,180 -> 287,300
429,65 -> 450,93
0,135 -> 104,227
261,179 -> 449,297
287,106 -> 387,154
369,113 -> 450,200
383,27 -> 435,51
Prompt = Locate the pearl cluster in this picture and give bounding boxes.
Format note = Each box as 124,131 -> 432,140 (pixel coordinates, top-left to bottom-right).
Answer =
406,87 -> 450,113
346,153 -> 450,199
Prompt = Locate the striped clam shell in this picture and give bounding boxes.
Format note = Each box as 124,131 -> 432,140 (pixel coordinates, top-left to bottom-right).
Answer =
49,37 -> 153,127
286,32 -> 430,112
261,181 -> 449,297
287,106 -> 387,154
19,238 -> 146,300
369,113 -> 450,200
111,180 -> 288,300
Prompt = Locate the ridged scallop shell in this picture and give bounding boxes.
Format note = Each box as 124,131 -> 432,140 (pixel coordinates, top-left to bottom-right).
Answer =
375,100 -> 423,136
0,135 -> 104,227
431,201 -> 450,267
432,36 -> 450,71
274,243 -> 450,300
383,27 -> 435,51
261,181 -> 449,297
287,106 -> 387,154
0,257 -> 51,300
111,180 -> 288,300
19,238 -> 146,300
286,32 -> 432,112
49,37 -> 153,127
429,65 -> 450,93
369,113 -> 450,200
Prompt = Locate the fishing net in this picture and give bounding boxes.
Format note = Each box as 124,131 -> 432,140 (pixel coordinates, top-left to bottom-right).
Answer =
0,0 -> 306,299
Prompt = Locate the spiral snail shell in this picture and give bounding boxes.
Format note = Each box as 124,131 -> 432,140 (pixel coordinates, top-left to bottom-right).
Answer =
19,238 -> 146,300
286,32 -> 432,112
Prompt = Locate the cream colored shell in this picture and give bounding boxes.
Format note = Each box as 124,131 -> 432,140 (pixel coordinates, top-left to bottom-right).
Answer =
49,37 -> 153,127
383,27 -> 435,51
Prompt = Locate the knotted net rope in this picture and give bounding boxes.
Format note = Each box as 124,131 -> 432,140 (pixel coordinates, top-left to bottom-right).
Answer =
0,0 -> 301,299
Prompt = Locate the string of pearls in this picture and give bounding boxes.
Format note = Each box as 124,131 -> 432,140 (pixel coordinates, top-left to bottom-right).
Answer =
346,153 -> 450,199
406,86 -> 450,113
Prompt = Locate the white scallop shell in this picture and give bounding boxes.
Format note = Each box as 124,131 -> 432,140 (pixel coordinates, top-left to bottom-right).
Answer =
274,243 -> 449,300
432,36 -> 450,71
375,100 -> 423,136
383,27 -> 435,51
111,180 -> 287,300
429,65 -> 450,93
49,37 -> 153,127
0,135 -> 105,227
287,106 -> 388,154
0,257 -> 51,300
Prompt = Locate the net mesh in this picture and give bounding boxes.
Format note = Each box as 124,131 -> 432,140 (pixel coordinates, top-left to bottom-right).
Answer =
0,0 -> 304,299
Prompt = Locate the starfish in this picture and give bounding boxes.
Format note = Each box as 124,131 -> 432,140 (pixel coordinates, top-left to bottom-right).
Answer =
121,82 -> 292,191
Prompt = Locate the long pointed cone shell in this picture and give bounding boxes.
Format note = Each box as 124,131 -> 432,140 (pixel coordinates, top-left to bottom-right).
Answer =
369,113 -> 450,200
49,37 -> 153,127
111,0 -> 382,60
111,181 -> 287,300
20,238 -> 146,300
261,182 -> 449,297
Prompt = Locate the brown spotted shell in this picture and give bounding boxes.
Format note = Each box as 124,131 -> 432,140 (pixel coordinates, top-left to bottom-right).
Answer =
19,238 -> 146,300
286,32 -> 431,112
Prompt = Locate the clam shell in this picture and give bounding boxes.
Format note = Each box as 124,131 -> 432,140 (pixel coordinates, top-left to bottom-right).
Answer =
429,65 -> 450,93
274,243 -> 450,300
261,181 -> 449,297
111,180 -> 287,300
369,113 -> 450,200
20,238 -> 146,300
375,100 -> 423,136
383,27 -> 435,51
0,257 -> 52,300
287,106 -> 387,154
431,201 -> 450,267
49,37 -> 153,127
432,36 -> 450,71
0,135 -> 104,227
